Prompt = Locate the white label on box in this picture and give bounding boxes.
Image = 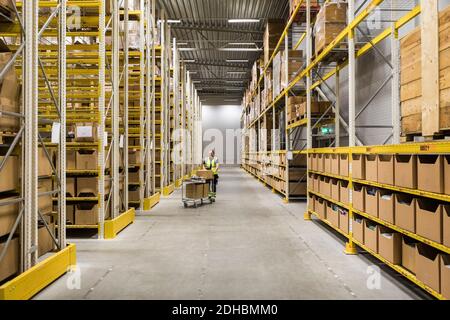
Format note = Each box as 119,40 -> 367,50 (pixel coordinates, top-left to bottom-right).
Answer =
287,151 -> 293,161
51,122 -> 60,144
119,135 -> 124,148
76,126 -> 93,138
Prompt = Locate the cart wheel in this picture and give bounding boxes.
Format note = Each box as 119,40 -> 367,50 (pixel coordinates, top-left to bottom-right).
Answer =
211,198 -> 215,203
184,203 -> 188,208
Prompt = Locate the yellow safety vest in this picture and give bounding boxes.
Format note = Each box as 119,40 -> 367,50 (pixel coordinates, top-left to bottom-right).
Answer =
205,158 -> 218,175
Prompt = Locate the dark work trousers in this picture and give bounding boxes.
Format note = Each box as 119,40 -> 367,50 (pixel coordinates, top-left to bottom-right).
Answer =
210,175 -> 218,193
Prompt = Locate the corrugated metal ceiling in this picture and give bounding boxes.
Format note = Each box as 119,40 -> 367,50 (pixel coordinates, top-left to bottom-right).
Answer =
157,0 -> 289,102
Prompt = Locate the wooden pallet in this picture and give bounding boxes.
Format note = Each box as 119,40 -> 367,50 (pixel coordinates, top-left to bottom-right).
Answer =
288,114 -> 307,125
401,130 -> 450,143
292,5 -> 321,23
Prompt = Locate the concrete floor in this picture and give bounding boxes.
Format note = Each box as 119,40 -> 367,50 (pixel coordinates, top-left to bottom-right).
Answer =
35,167 -> 430,300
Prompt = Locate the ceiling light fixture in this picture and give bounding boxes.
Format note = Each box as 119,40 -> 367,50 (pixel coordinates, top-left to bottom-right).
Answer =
227,42 -> 256,46
228,19 -> 260,23
226,59 -> 249,63
227,71 -> 247,74
219,48 -> 262,52
179,48 -> 196,51
183,60 -> 195,63
167,19 -> 182,24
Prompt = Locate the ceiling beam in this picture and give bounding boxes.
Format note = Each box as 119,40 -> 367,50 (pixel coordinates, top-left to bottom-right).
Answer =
172,24 -> 264,35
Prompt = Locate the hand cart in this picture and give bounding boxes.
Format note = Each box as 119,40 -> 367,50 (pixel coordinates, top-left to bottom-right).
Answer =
182,177 -> 216,208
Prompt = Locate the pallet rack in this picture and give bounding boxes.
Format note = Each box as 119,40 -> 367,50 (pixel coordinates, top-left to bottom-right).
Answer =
0,0 -> 75,300
241,0 -> 449,299
307,143 -> 450,300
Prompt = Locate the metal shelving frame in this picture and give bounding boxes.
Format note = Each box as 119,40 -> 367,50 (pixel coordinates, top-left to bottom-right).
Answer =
0,0 -> 76,300
308,143 -> 450,300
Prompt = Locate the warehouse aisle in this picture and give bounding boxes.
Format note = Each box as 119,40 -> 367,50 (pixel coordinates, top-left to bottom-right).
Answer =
35,167 -> 428,300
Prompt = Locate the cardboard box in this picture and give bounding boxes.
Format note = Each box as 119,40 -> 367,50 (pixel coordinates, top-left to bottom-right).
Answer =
445,155 -> 450,195
378,226 -> 402,265
0,197 -> 19,237
67,150 -> 76,170
364,187 -> 379,218
417,155 -> 444,194
352,216 -> 364,244
289,182 -> 307,196
38,148 -> 53,177
75,203 -> 98,225
339,154 -> 349,177
353,184 -> 365,212
129,189 -> 140,202
128,150 -> 141,165
129,170 -> 140,184
402,237 -> 417,274
197,169 -> 214,180
338,208 -> 349,234
317,154 -> 324,172
395,194 -> 416,233
352,154 -> 365,180
66,205 -> 75,225
0,237 -> 19,283
66,178 -> 76,197
308,154 -> 314,170
311,154 -> 318,171
331,154 -> 339,175
378,155 -> 394,185
339,180 -> 349,204
395,155 -> 417,189
315,197 -> 326,220
76,150 -> 98,171
38,178 -> 53,215
326,202 -> 339,229
0,48 -> 20,131
416,199 -> 442,244
415,244 -> 441,293
314,2 -> 347,55
441,254 -> 450,299
308,193 -> 315,212
313,174 -> 319,192
75,123 -> 98,142
0,155 -> 18,193
185,183 -> 204,200
77,176 -> 110,197
364,220 -> 379,253
444,205 -> 450,248
324,154 -> 331,173
38,223 -> 55,257
365,154 -> 378,182
319,176 -> 331,197
379,191 -> 395,224
330,179 -> 339,202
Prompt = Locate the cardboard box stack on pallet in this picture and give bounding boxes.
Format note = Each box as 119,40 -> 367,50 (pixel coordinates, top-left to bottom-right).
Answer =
287,97 -> 332,124
273,50 -> 303,100
264,20 -> 285,68
309,150 -> 450,298
314,1 -> 347,56
400,5 -> 450,139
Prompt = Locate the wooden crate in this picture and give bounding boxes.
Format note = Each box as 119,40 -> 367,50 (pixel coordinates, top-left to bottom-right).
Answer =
400,5 -> 450,138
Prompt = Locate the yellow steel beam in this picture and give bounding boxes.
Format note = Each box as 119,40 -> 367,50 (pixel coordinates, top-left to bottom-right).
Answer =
0,244 -> 76,300
143,193 -> 161,211
104,208 -> 136,239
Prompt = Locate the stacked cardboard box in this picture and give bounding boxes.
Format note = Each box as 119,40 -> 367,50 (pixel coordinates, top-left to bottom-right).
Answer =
282,50 -> 303,90
264,20 -> 285,67
314,2 -> 347,56
0,40 -> 21,131
400,6 -> 450,136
